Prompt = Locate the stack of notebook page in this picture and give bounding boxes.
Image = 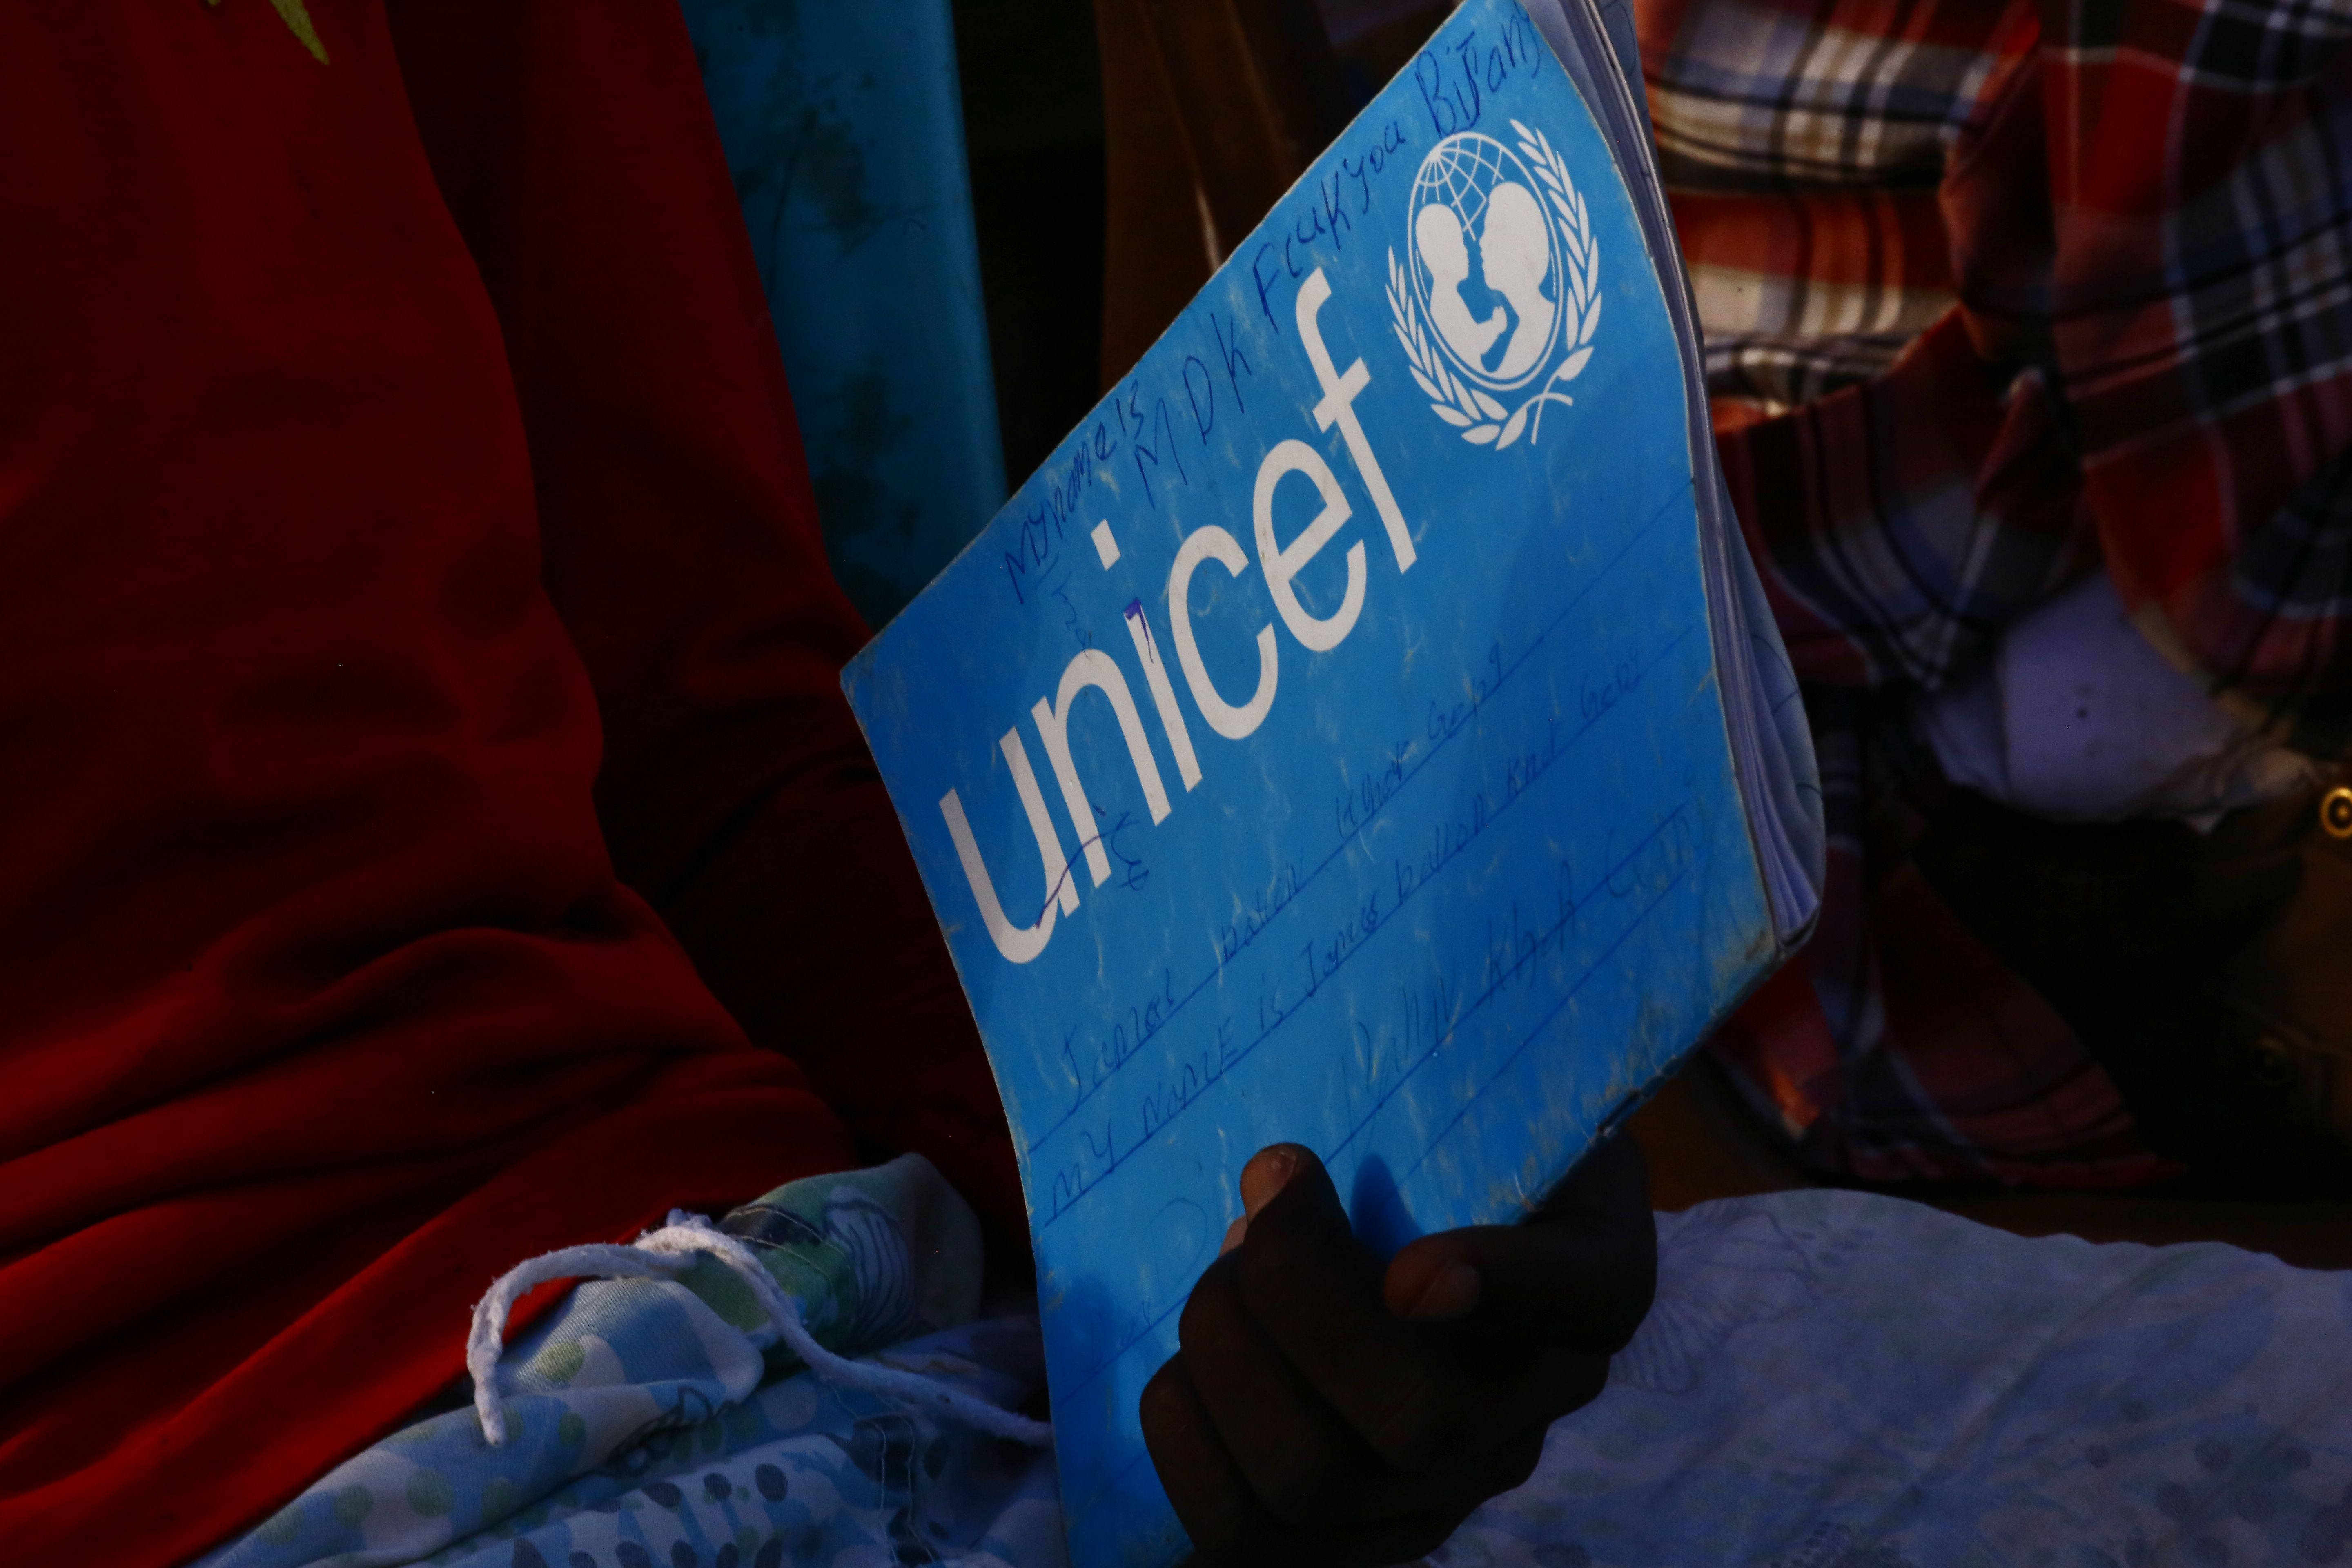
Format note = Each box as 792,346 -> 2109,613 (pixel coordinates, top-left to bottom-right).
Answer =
841,1 -> 1826,1562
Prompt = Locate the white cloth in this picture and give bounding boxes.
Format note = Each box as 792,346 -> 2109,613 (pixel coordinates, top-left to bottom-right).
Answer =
463,1209 -> 1051,1450
1455,1190 -> 2352,1567
1915,571 -> 2314,829
204,1187 -> 2352,1568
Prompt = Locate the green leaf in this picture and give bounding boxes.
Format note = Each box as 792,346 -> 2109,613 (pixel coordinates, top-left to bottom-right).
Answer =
254,0 -> 329,62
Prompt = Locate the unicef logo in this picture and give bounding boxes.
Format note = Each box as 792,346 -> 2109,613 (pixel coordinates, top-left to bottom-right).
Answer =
1387,120 -> 1600,449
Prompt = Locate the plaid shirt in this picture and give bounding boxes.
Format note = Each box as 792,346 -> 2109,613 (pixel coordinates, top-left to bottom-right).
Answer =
1646,0 -> 2352,1185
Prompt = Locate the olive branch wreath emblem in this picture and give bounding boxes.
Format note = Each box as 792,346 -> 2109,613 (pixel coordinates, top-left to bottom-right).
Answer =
1387,120 -> 1600,450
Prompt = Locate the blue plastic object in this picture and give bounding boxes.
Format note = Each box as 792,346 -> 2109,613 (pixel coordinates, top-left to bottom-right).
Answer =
683,0 -> 1009,628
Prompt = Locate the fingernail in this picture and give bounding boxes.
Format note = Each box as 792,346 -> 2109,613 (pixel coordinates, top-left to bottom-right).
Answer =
1240,1146 -> 1300,1217
1405,1261 -> 1482,1321
1218,1216 -> 1247,1256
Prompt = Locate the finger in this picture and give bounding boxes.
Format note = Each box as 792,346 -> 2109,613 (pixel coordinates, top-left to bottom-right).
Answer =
1233,1148 -> 1585,1471
1184,1426 -> 1549,1568
1191,1505 -> 1480,1568
1541,1129 -> 1651,1223
1239,1143 -> 1305,1217
1178,1251 -> 1373,1520
1176,1250 -> 1420,1523
1212,1143 -> 1306,1261
1385,1135 -> 1656,1351
1180,1245 -> 1577,1526
1186,1508 -> 1470,1568
1143,1354 -> 1284,1556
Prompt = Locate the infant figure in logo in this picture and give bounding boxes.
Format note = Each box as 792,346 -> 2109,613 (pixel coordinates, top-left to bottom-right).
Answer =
1392,126 -> 1601,451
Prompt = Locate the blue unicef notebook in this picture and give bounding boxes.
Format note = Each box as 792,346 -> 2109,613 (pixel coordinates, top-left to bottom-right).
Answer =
841,2 -> 1824,1563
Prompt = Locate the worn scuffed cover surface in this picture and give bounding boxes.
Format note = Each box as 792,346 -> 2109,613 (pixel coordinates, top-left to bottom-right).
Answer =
843,3 -> 1776,1560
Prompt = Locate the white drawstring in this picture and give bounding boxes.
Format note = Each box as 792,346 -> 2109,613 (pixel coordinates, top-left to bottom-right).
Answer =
466,1210 -> 1052,1449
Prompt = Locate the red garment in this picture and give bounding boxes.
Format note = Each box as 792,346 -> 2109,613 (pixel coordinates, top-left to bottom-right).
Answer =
0,6 -> 1014,1565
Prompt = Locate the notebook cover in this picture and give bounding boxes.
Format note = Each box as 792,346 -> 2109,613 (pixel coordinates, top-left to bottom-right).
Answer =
842,4 -> 1777,1559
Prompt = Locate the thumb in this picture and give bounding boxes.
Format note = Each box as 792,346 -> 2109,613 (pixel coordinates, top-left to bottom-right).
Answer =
1382,1137 -> 1655,1351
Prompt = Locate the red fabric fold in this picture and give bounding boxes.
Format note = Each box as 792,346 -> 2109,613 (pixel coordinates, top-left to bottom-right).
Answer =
384,0 -> 1025,1241
0,4 -> 1013,1563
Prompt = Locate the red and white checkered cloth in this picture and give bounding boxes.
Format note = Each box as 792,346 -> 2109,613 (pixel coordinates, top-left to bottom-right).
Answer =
1648,0 -> 2352,1185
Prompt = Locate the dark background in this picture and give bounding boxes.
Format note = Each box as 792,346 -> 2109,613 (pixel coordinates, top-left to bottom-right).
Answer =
951,0 -> 1109,489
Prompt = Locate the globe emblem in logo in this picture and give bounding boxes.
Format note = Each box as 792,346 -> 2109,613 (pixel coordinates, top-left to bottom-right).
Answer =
1388,120 -> 1601,450
1406,133 -> 1561,390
